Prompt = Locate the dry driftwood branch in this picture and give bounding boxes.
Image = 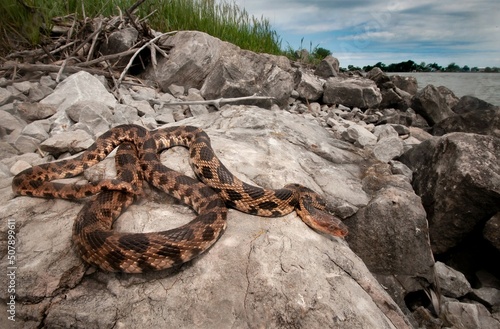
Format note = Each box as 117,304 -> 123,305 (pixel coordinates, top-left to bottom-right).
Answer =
87,18 -> 103,62
1,62 -> 119,78
150,94 -> 276,108
75,48 -> 139,67
69,21 -> 105,58
117,31 -> 177,86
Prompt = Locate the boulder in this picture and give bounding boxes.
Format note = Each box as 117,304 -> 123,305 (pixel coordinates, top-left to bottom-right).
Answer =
40,71 -> 116,112
15,102 -> 57,122
437,86 -> 459,109
345,162 -> 435,312
294,70 -> 324,101
484,212 -> 500,251
453,95 -> 498,114
390,75 -> 418,95
40,129 -> 95,155
372,137 -> 404,163
201,49 -> 293,107
341,125 -> 377,147
441,301 -> 500,329
399,133 -> 500,254
434,261 -> 472,298
323,77 -> 382,109
0,110 -> 25,134
65,101 -> 113,136
431,107 -> 500,138
1,106 -> 412,328
100,27 -> 138,68
314,55 -> 340,79
411,84 -> 455,126
0,87 -> 14,106
143,31 -> 294,107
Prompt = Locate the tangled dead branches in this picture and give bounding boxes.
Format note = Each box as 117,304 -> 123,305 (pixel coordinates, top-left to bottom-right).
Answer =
0,0 -> 172,89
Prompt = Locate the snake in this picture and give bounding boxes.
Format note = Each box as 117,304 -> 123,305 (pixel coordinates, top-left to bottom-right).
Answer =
12,124 -> 348,273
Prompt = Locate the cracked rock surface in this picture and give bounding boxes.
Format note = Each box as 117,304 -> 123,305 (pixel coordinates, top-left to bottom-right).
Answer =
1,105 -> 410,328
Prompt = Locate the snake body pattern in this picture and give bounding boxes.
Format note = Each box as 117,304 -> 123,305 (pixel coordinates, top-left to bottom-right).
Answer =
12,125 -> 348,273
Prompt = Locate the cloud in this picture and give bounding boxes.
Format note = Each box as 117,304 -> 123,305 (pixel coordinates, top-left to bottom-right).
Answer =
223,0 -> 500,67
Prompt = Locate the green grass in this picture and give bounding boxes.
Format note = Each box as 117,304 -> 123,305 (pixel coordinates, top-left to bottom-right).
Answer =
0,0 -> 283,57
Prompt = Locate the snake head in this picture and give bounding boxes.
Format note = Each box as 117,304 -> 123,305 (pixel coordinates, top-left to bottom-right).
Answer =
286,184 -> 348,238
300,200 -> 349,237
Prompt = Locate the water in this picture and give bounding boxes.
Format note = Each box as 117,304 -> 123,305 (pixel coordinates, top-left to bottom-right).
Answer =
390,72 -> 500,106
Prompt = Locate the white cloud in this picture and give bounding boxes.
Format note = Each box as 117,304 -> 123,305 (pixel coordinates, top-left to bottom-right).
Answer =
219,0 -> 500,67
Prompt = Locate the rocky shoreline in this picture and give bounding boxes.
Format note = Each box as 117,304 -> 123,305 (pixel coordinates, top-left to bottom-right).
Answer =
1,30 -> 499,328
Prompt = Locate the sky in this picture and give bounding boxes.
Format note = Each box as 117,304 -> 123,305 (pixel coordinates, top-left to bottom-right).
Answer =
226,0 -> 500,69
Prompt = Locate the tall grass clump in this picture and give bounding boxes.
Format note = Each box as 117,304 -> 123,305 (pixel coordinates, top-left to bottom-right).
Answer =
0,0 -> 283,57
146,0 -> 282,54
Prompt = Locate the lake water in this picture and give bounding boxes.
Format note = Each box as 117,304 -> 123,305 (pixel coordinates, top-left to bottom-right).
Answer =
390,72 -> 500,106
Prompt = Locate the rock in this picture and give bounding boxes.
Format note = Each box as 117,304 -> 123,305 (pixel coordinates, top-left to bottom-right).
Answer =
372,137 -> 404,163
431,107 -> 500,138
314,55 -> 340,79
154,93 -> 183,123
411,84 -> 455,126
377,108 -> 416,127
143,31 -> 221,89
6,85 -> 28,102
144,31 -> 293,107
434,261 -> 472,298
21,121 -> 50,141
341,125 -> 377,147
367,67 -> 392,88
441,301 -> 500,329
40,129 -> 95,155
373,124 -> 399,140
29,82 -> 53,102
408,127 -> 433,142
167,84 -> 186,97
112,104 -> 140,125
13,81 -> 33,94
0,87 -> 13,105
389,160 -> 413,181
65,101 -> 113,136
323,77 -> 382,109
437,85 -> 459,109
345,162 -> 434,310
380,88 -> 409,110
12,134 -> 41,154
0,109 -> 25,134
15,102 -> 57,122
201,49 -> 293,107
0,141 -> 20,159
388,124 -> 409,135
390,75 -> 418,95
40,71 -> 117,112
100,27 -> 138,67
484,213 -> 500,251
185,89 -> 209,116
128,100 -> 155,116
453,95 -> 498,114
40,75 -> 57,89
399,133 -> 500,254
294,70 -> 324,101
0,106 -> 412,328
367,69 -> 409,110
472,286 -> 500,307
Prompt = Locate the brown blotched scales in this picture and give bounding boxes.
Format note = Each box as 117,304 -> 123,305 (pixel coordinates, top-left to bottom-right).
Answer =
12,125 -> 348,273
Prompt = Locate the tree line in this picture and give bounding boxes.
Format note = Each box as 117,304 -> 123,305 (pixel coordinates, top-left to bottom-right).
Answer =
344,60 -> 499,73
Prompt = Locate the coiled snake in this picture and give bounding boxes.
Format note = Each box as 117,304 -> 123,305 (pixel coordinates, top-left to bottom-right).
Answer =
12,125 -> 348,273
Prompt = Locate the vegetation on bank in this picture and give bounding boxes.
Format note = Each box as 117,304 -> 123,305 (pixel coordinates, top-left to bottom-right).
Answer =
0,0 -> 282,56
356,60 -> 499,73
1,0 -> 496,73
